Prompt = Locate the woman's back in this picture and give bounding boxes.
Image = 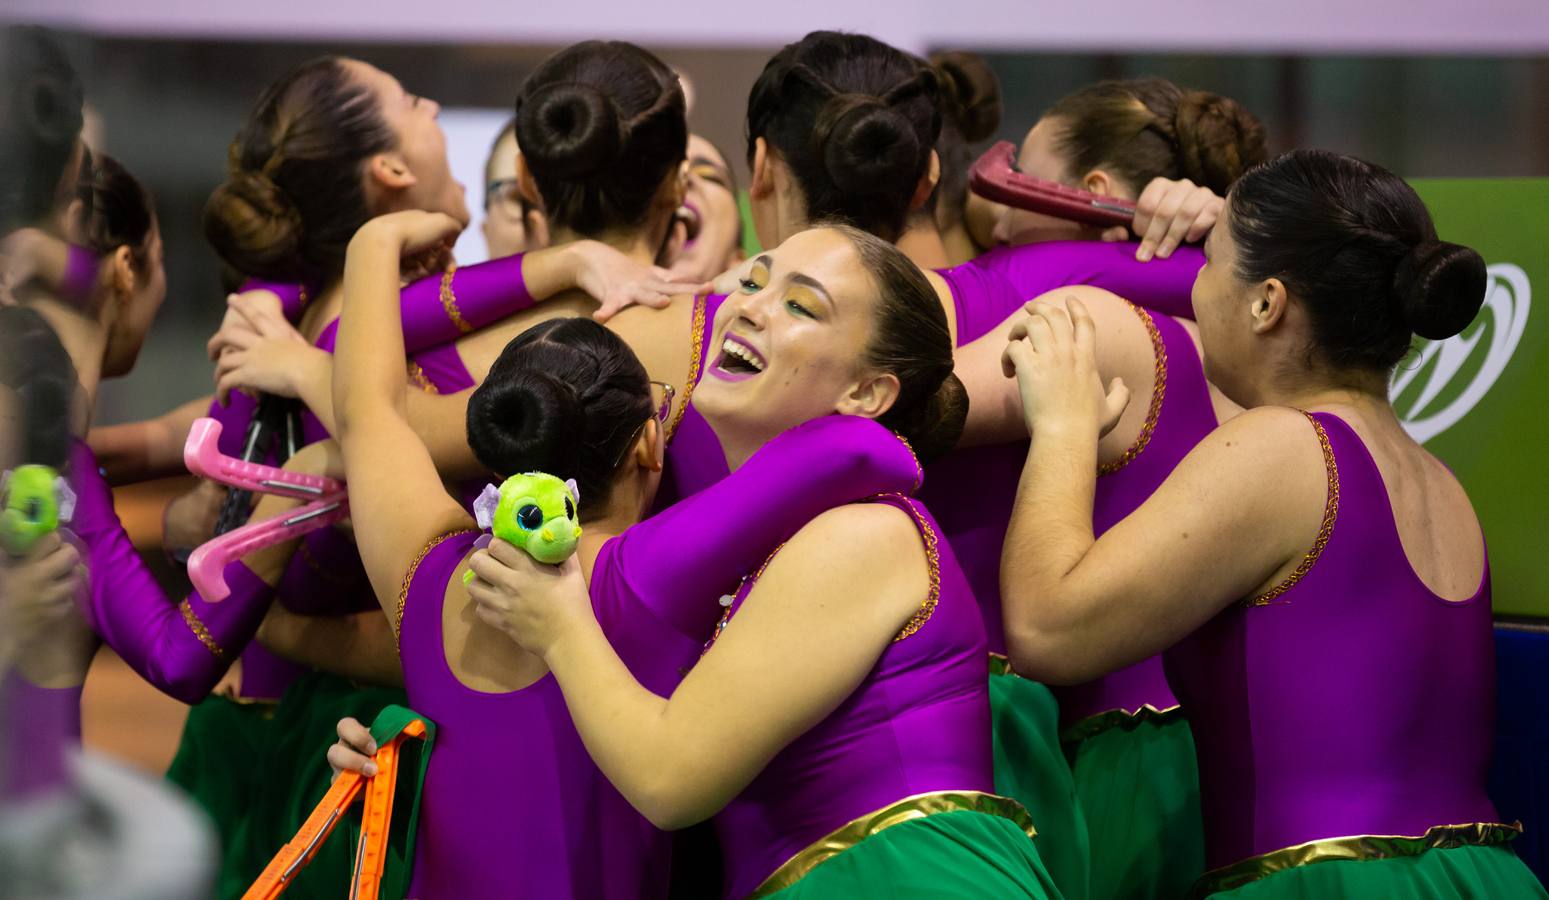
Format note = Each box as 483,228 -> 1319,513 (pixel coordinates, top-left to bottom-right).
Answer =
1165,409 -> 1498,870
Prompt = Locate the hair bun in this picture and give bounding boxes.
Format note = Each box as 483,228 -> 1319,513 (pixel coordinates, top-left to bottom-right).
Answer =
893,371 -> 968,464
1393,240 -> 1487,340
819,98 -> 921,197
202,167 -> 306,281
519,82 -> 623,182
929,51 -> 1001,144
1172,89 -> 1267,195
467,365 -> 587,477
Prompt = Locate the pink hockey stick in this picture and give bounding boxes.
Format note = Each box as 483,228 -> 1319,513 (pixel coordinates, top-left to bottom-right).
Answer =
183,418 -> 349,601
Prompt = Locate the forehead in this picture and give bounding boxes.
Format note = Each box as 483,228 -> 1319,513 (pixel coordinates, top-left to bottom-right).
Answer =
766,228 -> 872,304
339,59 -> 399,103
487,130 -> 519,181
1019,117 -> 1070,176
688,134 -> 727,169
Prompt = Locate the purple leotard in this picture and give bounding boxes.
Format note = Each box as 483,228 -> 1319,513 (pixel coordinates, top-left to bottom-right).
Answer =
66,440 -> 276,704
1,675 -> 81,802
651,294 -> 731,513
709,494 -> 1003,898
1055,308 -> 1218,731
1164,411 -> 1503,871
395,415 -> 922,896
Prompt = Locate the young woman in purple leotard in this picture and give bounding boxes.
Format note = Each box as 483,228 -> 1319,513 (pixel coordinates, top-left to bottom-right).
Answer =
321,208 -> 938,896
998,149 -> 1545,899
376,221 -> 1069,899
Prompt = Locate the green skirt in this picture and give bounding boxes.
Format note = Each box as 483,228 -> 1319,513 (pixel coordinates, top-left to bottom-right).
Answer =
166,672 -> 407,899
763,808 -> 1064,899
991,665 -> 1091,900
1196,840 -> 1546,899
1064,709 -> 1204,900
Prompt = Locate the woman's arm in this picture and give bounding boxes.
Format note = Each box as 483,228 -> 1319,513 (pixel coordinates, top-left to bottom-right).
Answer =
997,300 -> 1328,683
257,606 -> 403,688
332,212 -> 474,614
467,502 -> 930,829
87,394 -> 213,485
70,440 -> 342,703
955,286 -> 1152,450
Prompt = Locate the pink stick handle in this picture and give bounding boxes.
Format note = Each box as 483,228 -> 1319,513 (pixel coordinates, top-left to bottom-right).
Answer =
183,418 -> 342,499
187,492 -> 349,601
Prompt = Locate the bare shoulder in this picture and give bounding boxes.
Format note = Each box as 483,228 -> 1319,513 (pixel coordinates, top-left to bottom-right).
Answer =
763,502 -> 930,623
606,292 -> 695,345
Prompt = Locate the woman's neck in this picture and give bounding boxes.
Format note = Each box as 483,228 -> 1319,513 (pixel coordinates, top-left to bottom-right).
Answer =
1252,367 -> 1393,419
551,219 -> 668,267
574,505 -> 647,583
896,217 -> 951,271
299,279 -> 345,342
29,297 -> 106,422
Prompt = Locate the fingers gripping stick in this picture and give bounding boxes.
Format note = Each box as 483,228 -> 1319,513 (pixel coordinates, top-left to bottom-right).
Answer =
245,710 -> 434,900
183,418 -> 349,601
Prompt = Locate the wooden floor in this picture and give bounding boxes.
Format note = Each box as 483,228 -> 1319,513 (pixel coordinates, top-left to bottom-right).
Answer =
81,647 -> 189,775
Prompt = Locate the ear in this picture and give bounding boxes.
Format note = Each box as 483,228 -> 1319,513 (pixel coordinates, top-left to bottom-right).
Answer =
60,197 -> 88,246
1082,169 -> 1118,198
836,371 -> 902,420
749,138 -> 774,200
110,245 -> 136,300
908,149 -> 942,211
525,207 -> 550,250
633,418 -> 665,473
675,159 -> 690,205
1250,278 -> 1289,334
515,153 -> 542,206
368,152 -> 417,193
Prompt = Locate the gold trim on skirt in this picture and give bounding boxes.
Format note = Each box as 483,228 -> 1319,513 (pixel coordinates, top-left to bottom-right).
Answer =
1187,821 -> 1524,898
750,789 -> 1037,897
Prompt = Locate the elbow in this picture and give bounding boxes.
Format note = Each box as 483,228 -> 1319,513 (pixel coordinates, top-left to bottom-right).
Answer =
632,770 -> 716,832
1004,620 -> 1100,687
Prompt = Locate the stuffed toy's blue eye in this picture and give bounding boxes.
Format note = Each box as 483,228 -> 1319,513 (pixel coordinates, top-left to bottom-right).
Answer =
517,504 -> 543,530
564,497 -> 575,519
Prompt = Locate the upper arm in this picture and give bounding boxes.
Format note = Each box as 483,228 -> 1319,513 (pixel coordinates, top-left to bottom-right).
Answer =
340,410 -> 472,621
403,388 -> 483,480
956,286 -> 1161,463
654,504 -> 929,816
1007,407 -> 1331,681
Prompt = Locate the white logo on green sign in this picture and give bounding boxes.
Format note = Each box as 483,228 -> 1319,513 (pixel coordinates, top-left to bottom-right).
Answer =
1392,263 -> 1530,444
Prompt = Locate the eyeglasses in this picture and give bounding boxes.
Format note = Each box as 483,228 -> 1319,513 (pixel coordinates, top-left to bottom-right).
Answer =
611,381 -> 675,469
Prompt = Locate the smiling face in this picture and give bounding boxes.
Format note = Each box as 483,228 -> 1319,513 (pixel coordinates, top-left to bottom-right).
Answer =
693,227 -> 895,468
663,134 -> 743,280
344,59 -> 470,226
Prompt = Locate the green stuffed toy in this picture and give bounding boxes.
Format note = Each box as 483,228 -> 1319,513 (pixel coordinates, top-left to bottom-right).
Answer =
1,464 -> 75,556
464,472 -> 582,583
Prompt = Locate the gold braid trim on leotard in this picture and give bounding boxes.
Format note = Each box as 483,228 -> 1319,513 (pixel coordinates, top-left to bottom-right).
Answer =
749,790 -> 1037,898
1099,301 -> 1167,476
180,600 -> 228,661
1187,821 -> 1524,898
665,293 -> 708,444
395,530 -> 478,650
1245,411 -> 1340,607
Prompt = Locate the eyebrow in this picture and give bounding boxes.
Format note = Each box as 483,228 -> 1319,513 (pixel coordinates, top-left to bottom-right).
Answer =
689,156 -> 732,188
752,254 -> 835,314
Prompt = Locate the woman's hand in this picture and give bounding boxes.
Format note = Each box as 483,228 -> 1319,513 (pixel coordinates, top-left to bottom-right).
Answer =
1002,297 -> 1130,440
465,538 -> 594,658
569,240 -> 703,323
163,480 -> 226,555
1102,177 -> 1223,261
0,533 -> 92,685
206,288 -> 285,361
327,716 -> 379,779
212,298 -> 326,403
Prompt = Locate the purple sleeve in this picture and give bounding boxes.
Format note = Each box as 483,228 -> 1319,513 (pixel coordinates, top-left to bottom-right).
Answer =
1,675 -> 80,802
236,279 -> 311,322
937,261 -> 1028,345
67,441 -> 273,705
973,240 -> 1203,320
609,414 -> 923,639
59,244 -> 98,307
397,255 -> 533,354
